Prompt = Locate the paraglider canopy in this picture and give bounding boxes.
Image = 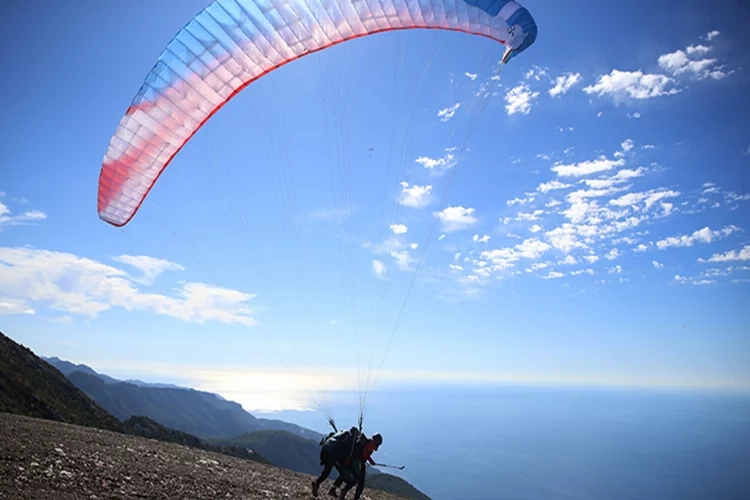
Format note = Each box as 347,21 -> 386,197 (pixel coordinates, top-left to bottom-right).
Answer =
96,0 -> 537,227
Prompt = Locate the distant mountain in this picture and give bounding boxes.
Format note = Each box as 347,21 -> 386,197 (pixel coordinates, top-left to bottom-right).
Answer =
213,430 -> 430,500
215,429 -> 324,475
45,357 -> 324,441
66,370 -> 266,439
0,331 -> 122,432
1,332 -> 269,467
42,357 -> 184,389
122,415 -> 269,464
2,336 -> 429,500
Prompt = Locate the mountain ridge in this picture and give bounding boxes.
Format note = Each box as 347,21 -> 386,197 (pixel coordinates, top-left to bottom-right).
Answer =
2,332 -> 430,499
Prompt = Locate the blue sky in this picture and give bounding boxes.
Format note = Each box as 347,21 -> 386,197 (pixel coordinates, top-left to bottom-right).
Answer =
1,0 -> 750,412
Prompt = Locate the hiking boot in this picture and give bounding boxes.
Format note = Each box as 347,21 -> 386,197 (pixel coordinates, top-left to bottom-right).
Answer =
328,486 -> 338,498
311,480 -> 319,497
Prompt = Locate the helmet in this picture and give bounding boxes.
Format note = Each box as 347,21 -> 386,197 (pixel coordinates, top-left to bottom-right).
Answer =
372,433 -> 383,450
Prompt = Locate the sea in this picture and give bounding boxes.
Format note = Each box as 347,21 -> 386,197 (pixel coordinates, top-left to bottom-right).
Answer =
257,384 -> 750,500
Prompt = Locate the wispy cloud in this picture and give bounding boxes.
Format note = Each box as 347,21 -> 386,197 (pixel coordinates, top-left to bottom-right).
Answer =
585,30 -> 730,103
0,297 -> 36,316
416,148 -> 457,171
657,44 -> 728,80
0,195 -> 47,230
434,206 -> 479,232
398,181 -> 432,208
111,255 -> 185,285
537,180 -> 573,193
389,223 -> 408,235
0,247 -> 259,325
704,30 -> 721,41
656,225 -> 740,250
698,244 -> 750,263
505,83 -> 539,115
549,72 -> 582,97
583,70 -> 678,101
437,103 -> 461,122
372,260 -> 386,279
552,156 -> 625,177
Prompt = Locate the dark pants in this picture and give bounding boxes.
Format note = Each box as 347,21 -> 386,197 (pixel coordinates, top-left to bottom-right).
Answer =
315,446 -> 336,485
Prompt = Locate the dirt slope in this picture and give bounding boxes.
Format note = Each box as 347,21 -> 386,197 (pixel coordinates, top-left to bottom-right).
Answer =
0,412 -> 409,500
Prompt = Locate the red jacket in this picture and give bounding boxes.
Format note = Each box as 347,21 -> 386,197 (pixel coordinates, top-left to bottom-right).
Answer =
362,439 -> 377,465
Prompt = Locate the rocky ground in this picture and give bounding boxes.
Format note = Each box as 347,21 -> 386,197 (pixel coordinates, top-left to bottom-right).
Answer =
0,413 -> 407,500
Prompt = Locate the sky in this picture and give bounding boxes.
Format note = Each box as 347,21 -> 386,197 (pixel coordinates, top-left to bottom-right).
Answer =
1,0 -> 750,414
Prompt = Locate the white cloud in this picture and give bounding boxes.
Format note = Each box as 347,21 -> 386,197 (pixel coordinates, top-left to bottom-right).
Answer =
438,234 -> 446,241
658,49 -> 724,80
416,148 -> 457,171
686,44 -> 711,56
0,199 -> 47,230
605,248 -> 621,260
545,224 -> 587,253
111,255 -> 185,284
529,224 -> 542,233
398,181 -> 432,208
552,156 -> 625,177
608,265 -> 623,274
549,72 -> 582,97
609,188 -> 680,211
656,225 -> 740,250
372,260 -> 386,279
465,72 -> 478,81
0,247 -> 258,325
516,238 -> 552,259
529,262 -> 550,271
433,206 -> 479,232
621,139 -> 635,152
704,30 -> 720,41
653,260 -> 664,269
481,238 -> 553,272
542,271 -> 564,279
673,274 -> 715,286
658,50 -> 691,73
0,297 -> 36,316
698,244 -> 750,263
449,264 -> 464,271
473,234 -> 491,243
537,180 -> 573,193
507,195 -> 535,206
505,83 -> 540,115
583,70 -> 678,100
516,210 -> 545,221
571,268 -> 595,276
389,223 -> 408,235
524,66 -> 548,81
438,103 -> 461,122
560,255 -> 578,265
